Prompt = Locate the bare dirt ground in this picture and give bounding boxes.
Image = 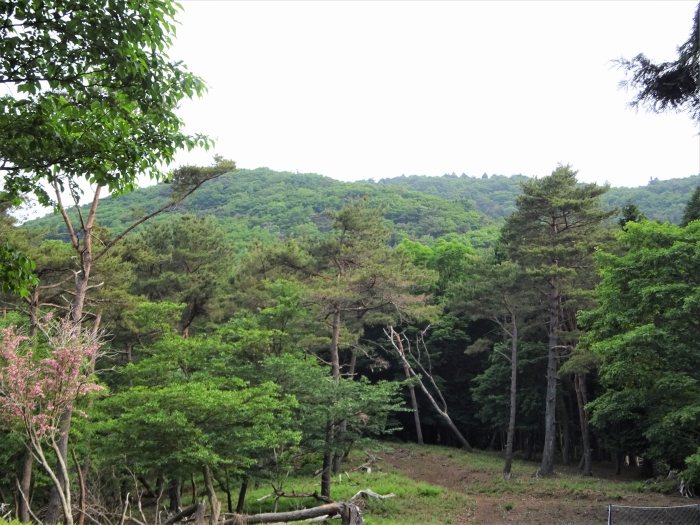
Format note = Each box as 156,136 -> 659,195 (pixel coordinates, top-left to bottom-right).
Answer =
381,446 -> 694,524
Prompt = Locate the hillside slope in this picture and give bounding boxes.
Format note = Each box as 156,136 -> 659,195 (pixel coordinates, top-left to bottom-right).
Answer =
25,169 -> 699,243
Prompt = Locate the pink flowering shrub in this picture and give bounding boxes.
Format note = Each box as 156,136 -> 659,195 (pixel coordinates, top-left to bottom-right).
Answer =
0,320 -> 103,439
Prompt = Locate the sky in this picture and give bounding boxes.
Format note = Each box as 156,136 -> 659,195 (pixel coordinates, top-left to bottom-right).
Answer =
168,1 -> 700,189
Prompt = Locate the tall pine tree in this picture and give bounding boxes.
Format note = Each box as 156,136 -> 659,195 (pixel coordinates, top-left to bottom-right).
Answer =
501,165 -> 611,475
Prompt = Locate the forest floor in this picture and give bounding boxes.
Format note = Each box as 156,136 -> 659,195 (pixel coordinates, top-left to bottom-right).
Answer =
374,443 -> 695,524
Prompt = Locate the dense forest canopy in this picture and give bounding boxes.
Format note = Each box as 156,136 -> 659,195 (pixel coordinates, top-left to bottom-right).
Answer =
2,1 -> 700,524
24,168 -> 700,239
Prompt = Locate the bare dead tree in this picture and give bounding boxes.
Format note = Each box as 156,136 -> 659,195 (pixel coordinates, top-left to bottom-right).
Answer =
384,326 -> 472,451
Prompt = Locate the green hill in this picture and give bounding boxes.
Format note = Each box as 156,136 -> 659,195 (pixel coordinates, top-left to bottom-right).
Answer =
26,168 -> 699,244
378,172 -> 700,224
26,168 -> 488,245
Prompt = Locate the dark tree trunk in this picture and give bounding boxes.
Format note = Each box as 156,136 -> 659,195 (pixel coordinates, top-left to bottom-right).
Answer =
557,392 -> 571,465
236,477 -> 248,513
321,421 -> 334,498
540,285 -> 560,476
503,322 -> 518,479
168,478 -> 182,513
574,373 -> 593,475
218,469 -> 233,513
191,474 -> 197,505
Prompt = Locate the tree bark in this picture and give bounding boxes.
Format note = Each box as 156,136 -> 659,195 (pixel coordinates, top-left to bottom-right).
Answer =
193,502 -> 205,525
71,448 -> 86,525
168,478 -> 182,513
330,310 -> 341,381
43,408 -> 73,525
539,284 -> 560,476
557,392 -> 571,465
321,421 -> 334,499
402,358 -> 424,445
236,477 -> 248,513
202,466 -> 220,525
325,309 -> 342,485
574,373 -> 593,475
503,321 -> 518,479
18,451 -> 32,523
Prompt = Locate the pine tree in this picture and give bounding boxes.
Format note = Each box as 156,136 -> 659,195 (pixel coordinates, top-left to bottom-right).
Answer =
501,165 -> 612,476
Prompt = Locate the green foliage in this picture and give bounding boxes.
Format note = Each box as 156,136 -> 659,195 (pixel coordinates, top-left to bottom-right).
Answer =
399,236 -> 476,294
0,241 -> 37,297
93,331 -> 300,479
582,220 -> 700,476
470,342 -> 547,431
123,214 -> 232,334
602,175 -> 700,225
681,185 -> 700,226
617,4 -> 700,123
0,0 -> 209,206
93,379 -> 299,476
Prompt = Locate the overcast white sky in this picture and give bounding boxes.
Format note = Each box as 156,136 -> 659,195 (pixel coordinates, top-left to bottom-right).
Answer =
169,0 -> 699,188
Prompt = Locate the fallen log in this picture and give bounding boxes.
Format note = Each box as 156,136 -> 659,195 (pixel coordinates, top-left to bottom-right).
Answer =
221,489 -> 394,525
162,503 -> 200,525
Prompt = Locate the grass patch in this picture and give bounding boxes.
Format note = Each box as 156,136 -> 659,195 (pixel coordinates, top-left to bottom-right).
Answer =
241,450 -> 474,525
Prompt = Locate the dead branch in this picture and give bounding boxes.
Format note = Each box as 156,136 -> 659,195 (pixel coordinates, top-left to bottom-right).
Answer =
220,489 -> 394,525
161,503 -> 199,525
385,326 -> 473,451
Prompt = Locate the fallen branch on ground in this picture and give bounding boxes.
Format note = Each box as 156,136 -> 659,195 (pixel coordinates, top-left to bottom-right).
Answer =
221,489 -> 395,525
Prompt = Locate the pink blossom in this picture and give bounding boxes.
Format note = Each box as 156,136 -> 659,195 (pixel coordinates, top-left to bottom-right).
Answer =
0,322 -> 103,441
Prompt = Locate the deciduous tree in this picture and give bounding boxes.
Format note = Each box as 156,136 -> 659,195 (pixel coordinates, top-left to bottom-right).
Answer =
0,319 -> 102,525
582,220 -> 700,486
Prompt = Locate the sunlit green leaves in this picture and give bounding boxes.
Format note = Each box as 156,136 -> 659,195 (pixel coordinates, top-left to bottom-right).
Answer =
0,241 -> 38,297
0,0 -> 210,205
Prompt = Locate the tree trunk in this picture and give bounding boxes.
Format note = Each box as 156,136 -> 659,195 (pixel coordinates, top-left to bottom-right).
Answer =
402,359 -> 424,445
203,466 -> 220,525
45,187 -> 100,525
321,422 -> 334,499
71,449 -> 86,525
330,310 -> 341,381
574,373 -> 593,476
327,310 -> 342,478
222,502 -> 364,524
168,478 -> 182,513
236,477 -> 248,513
388,327 -> 472,451
219,470 -> 233,513
503,321 -> 518,479
18,451 -> 32,523
28,287 -> 40,336
193,502 -> 205,525
540,285 -> 560,476
557,392 -> 571,465
191,474 -> 197,506
43,408 -> 73,525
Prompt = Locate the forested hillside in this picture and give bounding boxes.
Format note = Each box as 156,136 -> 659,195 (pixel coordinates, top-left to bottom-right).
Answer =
2,1 -> 700,524
25,168 -> 700,244
378,172 -> 700,223
26,168 -> 491,245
